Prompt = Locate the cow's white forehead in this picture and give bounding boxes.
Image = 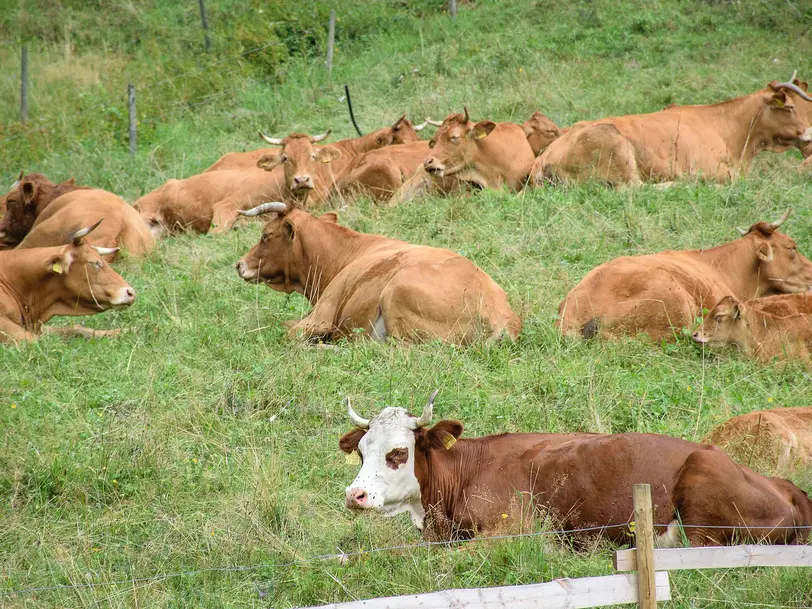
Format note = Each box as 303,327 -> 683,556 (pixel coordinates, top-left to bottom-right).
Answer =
359,407 -> 416,452
368,407 -> 415,429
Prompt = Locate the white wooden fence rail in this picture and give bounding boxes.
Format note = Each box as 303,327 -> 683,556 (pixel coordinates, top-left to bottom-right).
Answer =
615,544 -> 812,572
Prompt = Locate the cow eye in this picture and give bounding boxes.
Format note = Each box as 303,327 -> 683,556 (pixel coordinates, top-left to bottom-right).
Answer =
385,447 -> 409,469
91,261 -> 102,270
713,315 -> 723,323
450,136 -> 459,144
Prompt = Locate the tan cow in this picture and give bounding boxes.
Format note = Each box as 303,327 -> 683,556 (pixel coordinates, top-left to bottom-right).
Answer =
0,220 -> 135,344
559,209 -> 812,341
234,202 -> 521,344
706,407 -> 812,473
133,168 -> 286,236
521,111 -> 564,156
0,173 -> 154,258
204,115 -> 426,172
534,73 -> 812,186
693,295 -> 812,362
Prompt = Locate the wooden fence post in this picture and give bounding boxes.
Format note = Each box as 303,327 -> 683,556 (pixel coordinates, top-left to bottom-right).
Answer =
326,9 -> 336,80
127,84 -> 136,156
633,484 -> 657,609
198,0 -> 212,50
449,0 -> 457,18
20,45 -> 28,123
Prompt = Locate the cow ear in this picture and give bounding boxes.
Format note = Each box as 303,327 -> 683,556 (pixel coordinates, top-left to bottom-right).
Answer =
65,177 -> 76,186
757,242 -> 774,262
339,428 -> 366,454
257,153 -> 283,171
283,218 -> 296,241
319,212 -> 339,224
768,91 -> 794,109
317,146 -> 341,164
425,420 -> 464,450
731,303 -> 741,320
45,253 -> 71,275
471,121 -> 496,140
21,181 -> 38,206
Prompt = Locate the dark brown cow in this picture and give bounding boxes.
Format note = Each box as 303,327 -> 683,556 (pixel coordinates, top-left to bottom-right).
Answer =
0,220 -> 135,344
693,295 -> 812,362
534,73 -> 812,185
234,203 -> 521,344
705,407 -> 812,473
558,209 -> 812,341
339,394 -> 812,545
204,115 -> 427,172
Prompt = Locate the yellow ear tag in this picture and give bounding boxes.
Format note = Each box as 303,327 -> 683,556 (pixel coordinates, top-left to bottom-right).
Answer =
442,434 -> 457,449
345,451 -> 361,465
52,262 -> 63,274
474,131 -> 487,140
775,98 -> 785,108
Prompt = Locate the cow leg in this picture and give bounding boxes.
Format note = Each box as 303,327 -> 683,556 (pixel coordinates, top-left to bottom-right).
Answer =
0,318 -> 36,344
389,168 -> 434,205
43,325 -> 124,339
210,200 -> 242,234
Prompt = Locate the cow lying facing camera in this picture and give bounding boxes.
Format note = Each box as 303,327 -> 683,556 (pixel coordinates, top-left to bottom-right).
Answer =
339,392 -> 812,545
234,202 -> 521,344
0,220 -> 135,344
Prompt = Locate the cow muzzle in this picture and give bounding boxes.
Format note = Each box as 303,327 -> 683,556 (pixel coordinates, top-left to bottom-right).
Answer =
423,157 -> 445,177
345,488 -> 370,509
799,127 -> 812,143
110,287 -> 136,307
691,331 -> 709,344
292,175 -> 314,191
235,259 -> 258,282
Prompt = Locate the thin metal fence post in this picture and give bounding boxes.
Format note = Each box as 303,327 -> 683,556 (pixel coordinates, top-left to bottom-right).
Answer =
327,9 -> 336,80
449,0 -> 457,18
199,0 -> 212,50
633,484 -> 657,609
20,45 -> 28,123
128,84 -> 136,156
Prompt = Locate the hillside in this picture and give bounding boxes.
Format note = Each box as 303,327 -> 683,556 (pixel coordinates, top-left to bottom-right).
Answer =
1,1 -> 812,607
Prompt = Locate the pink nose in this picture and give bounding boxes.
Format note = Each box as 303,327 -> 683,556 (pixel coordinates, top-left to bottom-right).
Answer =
346,488 -> 368,507
294,175 -> 310,184
424,157 -> 435,168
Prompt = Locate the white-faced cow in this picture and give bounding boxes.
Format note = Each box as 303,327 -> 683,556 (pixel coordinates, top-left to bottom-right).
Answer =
234,202 -> 521,344
558,209 -> 812,341
0,220 -> 135,344
533,73 -> 812,186
340,392 -> 812,545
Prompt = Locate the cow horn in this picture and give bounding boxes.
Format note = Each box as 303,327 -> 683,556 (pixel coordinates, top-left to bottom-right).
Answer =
310,130 -> 331,143
92,245 -> 120,256
736,227 -> 749,236
463,107 -> 470,123
412,389 -> 439,429
768,207 -> 793,230
258,131 -> 285,145
10,170 -> 23,190
72,218 -> 104,245
238,201 -> 288,217
413,121 -> 428,131
392,114 -> 407,129
347,397 -> 370,429
425,117 -> 444,127
772,72 -> 812,102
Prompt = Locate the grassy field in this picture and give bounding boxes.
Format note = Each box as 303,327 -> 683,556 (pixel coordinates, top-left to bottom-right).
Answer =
2,1 -> 812,607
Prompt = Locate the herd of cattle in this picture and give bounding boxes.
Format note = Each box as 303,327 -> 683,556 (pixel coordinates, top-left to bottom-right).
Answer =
3,73 -> 812,546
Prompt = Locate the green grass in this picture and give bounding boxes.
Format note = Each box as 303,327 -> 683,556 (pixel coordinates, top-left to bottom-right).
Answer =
2,0 -> 812,607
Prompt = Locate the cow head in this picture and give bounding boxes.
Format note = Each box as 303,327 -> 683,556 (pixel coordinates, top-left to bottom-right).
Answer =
756,73 -> 812,152
46,219 -> 135,316
366,115 -> 428,149
339,390 -> 463,529
522,111 -> 562,156
0,172 -> 75,245
735,209 -> 812,294
692,296 -> 746,349
423,109 -> 496,177
256,131 -> 341,194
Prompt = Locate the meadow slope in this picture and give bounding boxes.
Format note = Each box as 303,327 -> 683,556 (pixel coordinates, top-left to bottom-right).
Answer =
1,1 -> 812,607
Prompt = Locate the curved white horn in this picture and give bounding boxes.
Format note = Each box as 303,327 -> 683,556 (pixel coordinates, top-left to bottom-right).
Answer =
411,389 -> 439,429
258,131 -> 285,145
347,397 -> 370,429
72,218 -> 104,245
768,207 -> 793,230
735,227 -> 749,236
425,117 -> 444,127
92,246 -> 120,256
773,72 -> 812,102
310,130 -> 331,143
413,121 -> 428,131
238,202 -> 288,217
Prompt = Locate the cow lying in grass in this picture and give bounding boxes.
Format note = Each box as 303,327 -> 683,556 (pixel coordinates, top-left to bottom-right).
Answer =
0,173 -> 153,258
0,220 -> 135,344
533,73 -> 812,185
234,202 -> 521,344
339,392 -> 812,545
693,294 -> 812,362
705,407 -> 812,474
558,209 -> 812,341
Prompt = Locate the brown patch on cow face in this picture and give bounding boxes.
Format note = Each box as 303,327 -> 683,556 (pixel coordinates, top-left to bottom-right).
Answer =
385,447 -> 409,470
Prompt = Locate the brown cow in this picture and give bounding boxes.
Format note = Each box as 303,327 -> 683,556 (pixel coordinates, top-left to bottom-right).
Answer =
0,220 -> 136,344
422,109 -> 535,191
705,407 -> 812,473
133,168 -> 286,236
521,111 -> 564,156
693,295 -> 812,362
0,173 -> 154,258
533,73 -> 812,186
204,115 -> 427,172
558,209 -> 812,341
339,393 -> 812,545
234,203 -> 521,344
